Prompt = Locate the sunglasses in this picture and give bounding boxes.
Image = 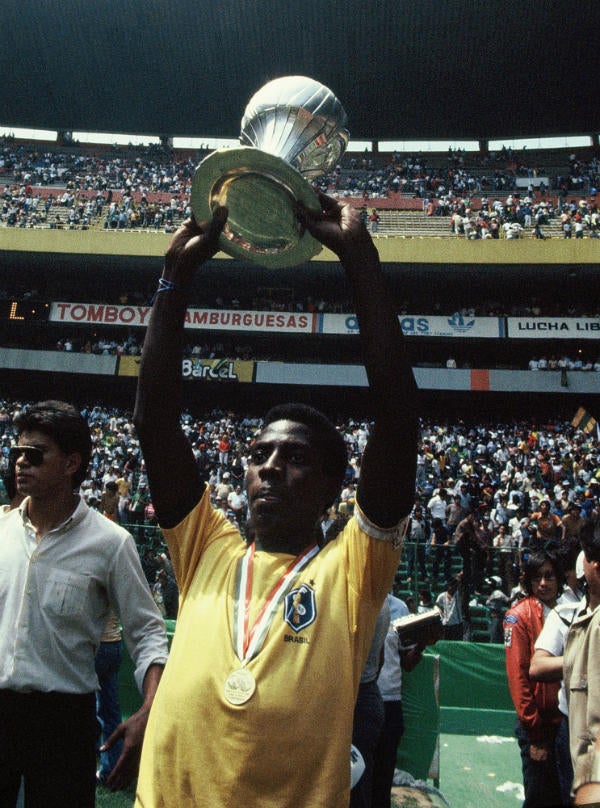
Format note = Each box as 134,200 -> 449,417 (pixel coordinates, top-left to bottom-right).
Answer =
9,445 -> 45,466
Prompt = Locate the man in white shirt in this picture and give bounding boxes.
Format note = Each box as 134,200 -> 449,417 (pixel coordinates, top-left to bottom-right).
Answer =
226,484 -> 247,527
435,576 -> 463,640
0,400 -> 169,805
427,486 -> 449,524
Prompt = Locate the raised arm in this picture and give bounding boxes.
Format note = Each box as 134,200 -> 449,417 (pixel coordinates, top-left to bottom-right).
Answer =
133,209 -> 228,527
297,193 -> 418,527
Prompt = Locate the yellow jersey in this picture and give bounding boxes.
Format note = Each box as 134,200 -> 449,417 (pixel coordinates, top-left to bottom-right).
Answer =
136,485 -> 402,807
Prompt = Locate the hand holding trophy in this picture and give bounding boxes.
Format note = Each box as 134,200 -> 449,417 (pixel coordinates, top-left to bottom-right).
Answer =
191,76 -> 349,268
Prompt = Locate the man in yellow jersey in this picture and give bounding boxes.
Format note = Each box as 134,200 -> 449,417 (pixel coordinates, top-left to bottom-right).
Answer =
133,192 -> 418,808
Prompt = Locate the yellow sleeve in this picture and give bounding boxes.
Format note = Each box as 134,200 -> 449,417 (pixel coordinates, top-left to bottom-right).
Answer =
161,484 -> 242,602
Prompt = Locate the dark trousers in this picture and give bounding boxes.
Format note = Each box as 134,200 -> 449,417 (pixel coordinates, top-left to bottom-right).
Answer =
431,545 -> 452,580
555,714 -> 574,807
443,621 -> 463,641
459,543 -> 486,591
371,700 -> 404,808
489,613 -> 504,643
350,680 -> 385,808
515,720 -> 566,808
405,542 -> 427,580
0,689 -> 98,808
497,551 -> 517,594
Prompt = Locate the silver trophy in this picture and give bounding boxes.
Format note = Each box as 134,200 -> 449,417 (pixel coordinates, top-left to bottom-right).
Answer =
191,76 -> 349,268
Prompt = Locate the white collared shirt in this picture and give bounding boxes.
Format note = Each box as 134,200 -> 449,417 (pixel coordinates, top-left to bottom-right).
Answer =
0,496 -> 168,694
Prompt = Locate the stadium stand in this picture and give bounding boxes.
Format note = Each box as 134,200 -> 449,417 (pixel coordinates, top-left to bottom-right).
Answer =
3,138 -> 600,238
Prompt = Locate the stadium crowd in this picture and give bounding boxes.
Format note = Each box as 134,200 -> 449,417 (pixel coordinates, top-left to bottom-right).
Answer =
3,179 -> 599,243
0,139 -> 202,196
1,398 -> 598,638
3,137 -> 600,237
324,146 -> 600,201
3,137 -> 599,199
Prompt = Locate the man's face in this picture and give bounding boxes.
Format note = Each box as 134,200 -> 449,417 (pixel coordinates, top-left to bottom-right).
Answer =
13,430 -> 81,499
245,420 -> 338,540
530,560 -> 559,606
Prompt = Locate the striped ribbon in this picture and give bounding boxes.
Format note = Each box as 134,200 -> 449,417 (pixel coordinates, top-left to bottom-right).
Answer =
233,541 -> 319,664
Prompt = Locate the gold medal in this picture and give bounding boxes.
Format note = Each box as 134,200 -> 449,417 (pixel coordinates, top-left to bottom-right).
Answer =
226,542 -> 319,707
224,667 -> 256,705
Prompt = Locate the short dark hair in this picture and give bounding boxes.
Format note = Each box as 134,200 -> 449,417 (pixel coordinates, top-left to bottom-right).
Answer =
581,526 -> 600,564
558,536 -> 583,572
523,549 -> 564,596
13,400 -> 92,488
263,403 -> 347,484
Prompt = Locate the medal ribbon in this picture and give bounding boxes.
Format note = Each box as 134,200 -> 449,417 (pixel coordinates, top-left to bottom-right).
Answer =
233,541 -> 319,665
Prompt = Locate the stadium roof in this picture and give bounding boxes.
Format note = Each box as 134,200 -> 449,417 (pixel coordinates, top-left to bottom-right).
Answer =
2,1 -> 599,144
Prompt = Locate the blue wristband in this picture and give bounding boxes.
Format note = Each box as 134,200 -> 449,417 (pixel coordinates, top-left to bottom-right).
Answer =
150,277 -> 182,305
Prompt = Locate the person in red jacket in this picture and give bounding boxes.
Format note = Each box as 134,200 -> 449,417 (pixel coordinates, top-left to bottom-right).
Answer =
503,550 -> 566,807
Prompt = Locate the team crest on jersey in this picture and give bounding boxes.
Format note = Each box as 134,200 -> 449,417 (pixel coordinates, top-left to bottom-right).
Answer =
284,584 -> 317,633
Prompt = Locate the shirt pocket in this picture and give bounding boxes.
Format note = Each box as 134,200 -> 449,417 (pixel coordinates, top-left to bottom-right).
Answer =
41,570 -> 90,617
569,675 -> 588,696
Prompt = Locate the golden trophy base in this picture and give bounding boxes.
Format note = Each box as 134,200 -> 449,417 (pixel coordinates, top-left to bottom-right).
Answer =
191,146 -> 322,269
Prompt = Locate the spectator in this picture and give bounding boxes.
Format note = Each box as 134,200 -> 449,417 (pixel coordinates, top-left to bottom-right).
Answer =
561,501 -> 586,540
227,483 -> 248,528
455,512 -> 488,594
371,593 -> 429,808
369,209 -> 380,232
405,503 -> 430,582
0,400 -> 168,801
485,576 -> 510,643
530,499 -> 562,548
503,550 -> 565,808
430,516 -> 452,581
100,479 -> 120,521
529,538 -> 585,805
435,576 -> 464,640
492,523 -> 518,594
351,600 -> 390,808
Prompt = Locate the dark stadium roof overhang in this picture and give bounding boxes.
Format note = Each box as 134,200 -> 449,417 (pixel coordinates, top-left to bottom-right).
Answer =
2,1 -> 599,144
